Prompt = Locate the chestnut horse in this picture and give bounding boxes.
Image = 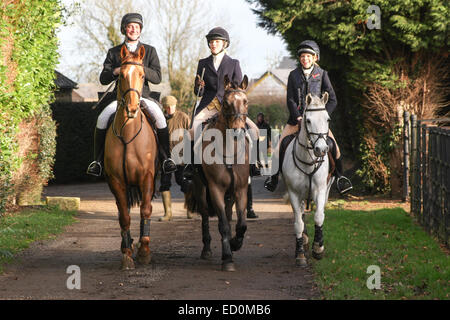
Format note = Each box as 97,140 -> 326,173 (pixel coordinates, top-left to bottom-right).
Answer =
186,75 -> 251,271
104,45 -> 158,270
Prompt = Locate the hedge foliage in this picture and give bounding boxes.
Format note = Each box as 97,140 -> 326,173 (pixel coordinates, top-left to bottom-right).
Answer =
0,0 -> 62,213
248,0 -> 449,193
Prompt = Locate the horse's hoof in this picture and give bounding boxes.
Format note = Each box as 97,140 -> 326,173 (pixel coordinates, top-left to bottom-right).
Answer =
230,237 -> 243,252
295,255 -> 308,267
222,262 -> 236,272
121,254 -> 135,270
312,243 -> 324,260
137,251 -> 152,265
200,249 -> 212,260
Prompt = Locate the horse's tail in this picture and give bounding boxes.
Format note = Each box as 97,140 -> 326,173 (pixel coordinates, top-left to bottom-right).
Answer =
184,179 -> 216,217
184,186 -> 198,214
127,185 -> 142,208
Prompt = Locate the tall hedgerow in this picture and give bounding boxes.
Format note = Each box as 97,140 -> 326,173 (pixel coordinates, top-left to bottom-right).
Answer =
0,0 -> 62,213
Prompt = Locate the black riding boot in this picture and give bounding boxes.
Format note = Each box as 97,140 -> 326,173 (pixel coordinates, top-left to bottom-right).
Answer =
335,157 -> 353,194
250,139 -> 262,177
156,127 -> 177,174
182,140 -> 195,180
247,183 -> 258,218
86,128 -> 107,176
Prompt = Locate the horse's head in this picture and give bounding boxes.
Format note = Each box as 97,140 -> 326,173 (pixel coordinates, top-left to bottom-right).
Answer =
222,75 -> 249,129
118,44 -> 146,119
303,92 -> 330,157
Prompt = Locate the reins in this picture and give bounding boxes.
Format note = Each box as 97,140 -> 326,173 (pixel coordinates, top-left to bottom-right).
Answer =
112,60 -> 145,186
292,106 -> 329,210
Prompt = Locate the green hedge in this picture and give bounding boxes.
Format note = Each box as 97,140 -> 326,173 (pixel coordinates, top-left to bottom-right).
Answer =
0,0 -> 62,213
50,102 -> 102,184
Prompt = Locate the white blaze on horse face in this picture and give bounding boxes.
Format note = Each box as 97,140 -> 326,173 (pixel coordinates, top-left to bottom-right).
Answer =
306,100 -> 329,157
125,65 -> 139,118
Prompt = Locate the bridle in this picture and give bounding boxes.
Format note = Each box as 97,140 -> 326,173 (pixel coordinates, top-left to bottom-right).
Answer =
292,105 -> 330,210
112,61 -> 145,145
112,60 -> 145,188
222,89 -> 248,124
298,107 -> 329,152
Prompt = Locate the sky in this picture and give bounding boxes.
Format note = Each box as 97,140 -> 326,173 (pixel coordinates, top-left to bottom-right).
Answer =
56,0 -> 290,83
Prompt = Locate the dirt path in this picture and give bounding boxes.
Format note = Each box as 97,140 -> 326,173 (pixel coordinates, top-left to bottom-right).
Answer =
0,177 -> 322,300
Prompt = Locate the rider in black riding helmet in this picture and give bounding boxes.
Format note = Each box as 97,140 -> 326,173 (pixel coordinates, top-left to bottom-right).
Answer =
86,13 -> 176,178
183,27 -> 261,185
264,40 -> 353,195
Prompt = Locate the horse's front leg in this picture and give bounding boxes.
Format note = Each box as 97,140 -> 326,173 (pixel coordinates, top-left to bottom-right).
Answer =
230,185 -> 247,252
200,186 -> 212,259
137,175 -> 154,265
312,190 -> 326,260
108,179 -> 135,270
287,188 -> 307,266
210,187 -> 234,271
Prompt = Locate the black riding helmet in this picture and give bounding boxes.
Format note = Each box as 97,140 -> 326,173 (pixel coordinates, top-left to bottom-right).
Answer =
121,13 -> 143,35
206,27 -> 230,48
297,40 -> 320,61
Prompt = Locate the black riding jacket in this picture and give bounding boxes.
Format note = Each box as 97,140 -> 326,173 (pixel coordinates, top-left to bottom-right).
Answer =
286,65 -> 337,126
99,42 -> 161,100
193,54 -> 242,115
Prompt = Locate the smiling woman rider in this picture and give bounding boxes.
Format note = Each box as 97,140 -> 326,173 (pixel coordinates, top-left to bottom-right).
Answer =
86,13 -> 176,177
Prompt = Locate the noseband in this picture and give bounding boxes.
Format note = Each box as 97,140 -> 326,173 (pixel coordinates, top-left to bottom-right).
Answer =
222,89 -> 248,123
293,106 -> 329,210
299,107 -> 329,151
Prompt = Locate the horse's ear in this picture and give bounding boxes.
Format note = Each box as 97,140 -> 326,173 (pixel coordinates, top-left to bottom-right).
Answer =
137,45 -> 145,60
306,93 -> 313,106
120,45 -> 129,60
224,74 -> 232,90
240,75 -> 248,90
321,91 -> 329,105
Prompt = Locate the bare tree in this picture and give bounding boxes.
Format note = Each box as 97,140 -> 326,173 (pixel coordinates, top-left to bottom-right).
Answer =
66,0 -> 137,82
142,0 -> 214,111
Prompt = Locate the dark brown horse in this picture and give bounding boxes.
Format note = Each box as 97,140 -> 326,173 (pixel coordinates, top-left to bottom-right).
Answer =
187,75 -> 250,271
104,45 -> 158,270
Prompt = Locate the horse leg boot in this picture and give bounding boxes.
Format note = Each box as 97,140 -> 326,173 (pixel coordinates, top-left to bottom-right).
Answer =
312,224 -> 325,260
156,127 -> 177,174
137,218 -> 151,264
120,229 -> 135,270
159,191 -> 173,221
86,128 -> 107,176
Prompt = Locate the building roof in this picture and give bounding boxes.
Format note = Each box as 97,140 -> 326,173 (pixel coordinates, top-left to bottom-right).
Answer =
54,70 -> 78,89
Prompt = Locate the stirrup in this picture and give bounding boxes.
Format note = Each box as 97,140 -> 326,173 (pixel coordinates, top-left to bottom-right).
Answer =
162,158 -> 177,174
87,161 -> 102,177
336,176 -> 353,194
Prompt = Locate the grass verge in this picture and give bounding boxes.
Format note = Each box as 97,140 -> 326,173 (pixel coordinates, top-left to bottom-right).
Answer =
305,208 -> 449,300
0,206 -> 77,273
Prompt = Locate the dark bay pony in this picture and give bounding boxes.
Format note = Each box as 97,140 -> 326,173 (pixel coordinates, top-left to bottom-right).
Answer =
187,75 -> 250,272
104,45 -> 158,270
